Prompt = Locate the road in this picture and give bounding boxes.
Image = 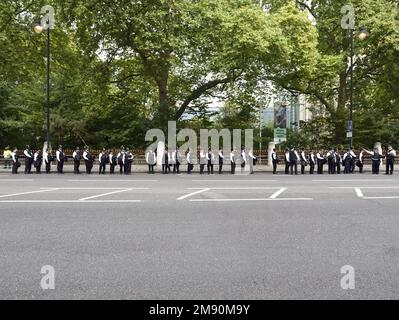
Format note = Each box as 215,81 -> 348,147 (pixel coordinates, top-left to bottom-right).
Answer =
0,172 -> 399,299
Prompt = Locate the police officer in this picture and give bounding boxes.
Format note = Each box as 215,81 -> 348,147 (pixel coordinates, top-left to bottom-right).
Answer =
199,149 -> 206,175
218,149 -> 224,174
125,148 -> 134,174
284,148 -> 290,174
240,148 -> 247,174
326,147 -> 336,174
109,150 -> 117,174
343,149 -> 352,174
309,149 -> 315,174
316,149 -> 325,174
72,147 -> 81,174
162,149 -> 170,174
56,145 -> 65,174
335,149 -> 342,174
289,146 -> 299,175
364,148 -> 383,174
172,148 -> 181,174
272,148 -> 278,174
33,150 -> 42,174
385,145 -> 396,175
11,148 -> 20,174
230,149 -> 236,174
43,148 -> 52,174
300,147 -> 307,175
23,145 -> 33,174
358,149 -> 365,174
98,148 -> 107,174
248,149 -> 257,175
187,149 -> 194,174
117,146 -> 125,174
207,149 -> 215,174
146,148 -> 156,174
83,146 -> 94,174
349,147 -> 357,173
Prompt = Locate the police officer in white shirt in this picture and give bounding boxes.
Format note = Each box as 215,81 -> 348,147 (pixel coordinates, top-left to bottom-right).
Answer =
284,148 -> 290,174
385,145 -> 396,175
33,150 -> 42,174
56,145 -> 65,174
207,149 -> 215,174
218,149 -> 224,174
300,147 -> 307,174
230,149 -> 236,174
187,149 -> 194,174
240,148 -> 247,174
199,149 -> 206,175
248,149 -> 257,174
316,149 -> 325,174
272,148 -> 278,174
12,148 -> 20,174
72,147 -> 81,174
146,148 -> 156,174
309,149 -> 315,174
23,145 -> 33,174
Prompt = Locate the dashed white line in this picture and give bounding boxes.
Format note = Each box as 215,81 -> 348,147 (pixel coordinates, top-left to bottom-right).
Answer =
190,198 -> 313,202
0,188 -> 58,198
79,189 -> 133,201
177,188 -> 210,201
270,188 -> 287,199
355,188 -> 364,198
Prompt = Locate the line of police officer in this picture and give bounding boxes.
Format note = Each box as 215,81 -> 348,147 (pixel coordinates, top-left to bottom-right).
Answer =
271,145 -> 396,175
9,145 -> 396,175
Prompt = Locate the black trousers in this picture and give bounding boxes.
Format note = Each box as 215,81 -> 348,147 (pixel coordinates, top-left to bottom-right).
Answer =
350,159 -> 355,173
336,163 -> 341,174
386,159 -> 394,175
344,160 -> 351,174
24,158 -> 32,174
119,164 -> 124,174
35,165 -> 41,174
317,160 -> 323,174
162,163 -> 169,174
12,162 -> 19,174
125,162 -> 132,174
45,162 -> 51,174
309,162 -> 315,174
207,163 -> 213,174
372,160 -> 380,174
301,162 -> 306,174
148,164 -> 155,174
110,164 -> 115,174
187,163 -> 193,174
74,161 -> 80,174
173,162 -> 180,173
231,162 -> 236,174
57,161 -> 64,173
200,164 -> 205,174
219,162 -> 223,174
85,161 -> 92,174
272,160 -> 277,174
290,161 -> 297,175
99,163 -> 106,174
358,163 -> 363,173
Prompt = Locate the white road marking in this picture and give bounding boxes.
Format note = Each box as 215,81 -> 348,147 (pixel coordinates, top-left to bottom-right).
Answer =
0,179 -> 34,182
177,188 -> 210,201
330,187 -> 399,189
187,187 -> 284,190
315,179 -> 393,182
355,188 -> 364,198
79,189 -> 133,201
270,188 -> 287,199
0,200 -> 141,203
190,180 -> 277,182
190,198 -> 313,202
40,187 -> 149,190
0,188 -> 58,198
363,197 -> 399,200
68,180 -> 158,182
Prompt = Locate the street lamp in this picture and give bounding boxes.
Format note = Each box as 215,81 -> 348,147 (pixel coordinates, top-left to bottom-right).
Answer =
33,6 -> 55,151
348,26 -> 368,148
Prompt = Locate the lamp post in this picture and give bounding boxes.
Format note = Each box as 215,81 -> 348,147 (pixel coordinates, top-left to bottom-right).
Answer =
348,26 -> 368,148
33,6 -> 55,151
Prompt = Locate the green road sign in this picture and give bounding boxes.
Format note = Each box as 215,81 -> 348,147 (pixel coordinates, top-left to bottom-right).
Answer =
274,128 -> 287,144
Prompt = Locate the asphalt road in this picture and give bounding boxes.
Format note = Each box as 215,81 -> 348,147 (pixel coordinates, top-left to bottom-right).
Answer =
0,172 -> 399,299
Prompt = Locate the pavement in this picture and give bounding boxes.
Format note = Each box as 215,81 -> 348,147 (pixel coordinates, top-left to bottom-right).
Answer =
0,169 -> 399,300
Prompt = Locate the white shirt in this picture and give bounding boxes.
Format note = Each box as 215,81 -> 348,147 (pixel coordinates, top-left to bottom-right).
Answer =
12,151 -> 17,162
294,150 -> 300,160
24,149 -> 32,158
350,150 -> 356,158
186,152 -> 192,164
219,151 -> 224,159
230,152 -> 235,162
98,152 -> 103,162
44,151 -> 49,164
34,152 -> 39,162
241,151 -> 246,163
310,153 -> 315,163
56,150 -> 62,162
285,152 -> 290,162
301,151 -> 307,162
316,153 -> 324,160
389,149 -> 397,157
83,151 -> 89,161
249,151 -> 256,159
109,154 -> 114,163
